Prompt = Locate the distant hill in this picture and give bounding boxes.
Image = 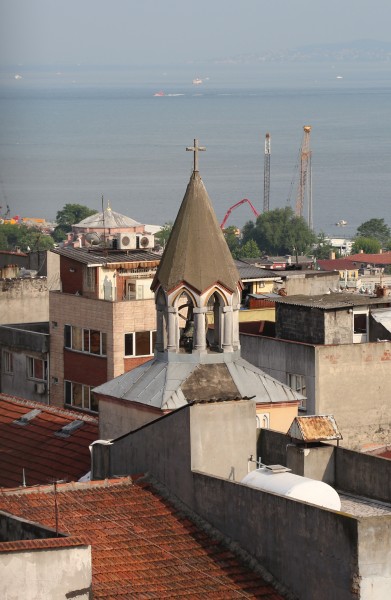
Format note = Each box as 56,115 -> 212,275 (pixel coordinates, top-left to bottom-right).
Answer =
214,40 -> 391,64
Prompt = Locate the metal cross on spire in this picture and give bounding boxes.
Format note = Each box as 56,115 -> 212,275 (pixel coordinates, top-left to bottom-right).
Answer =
186,138 -> 206,173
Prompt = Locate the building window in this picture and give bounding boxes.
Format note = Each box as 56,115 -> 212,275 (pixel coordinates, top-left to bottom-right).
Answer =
65,325 -> 107,356
65,381 -> 98,412
27,356 -> 47,381
288,373 -> 307,411
3,351 -> 13,374
85,267 -> 96,291
256,413 -> 270,429
353,313 -> 367,334
124,331 -> 156,357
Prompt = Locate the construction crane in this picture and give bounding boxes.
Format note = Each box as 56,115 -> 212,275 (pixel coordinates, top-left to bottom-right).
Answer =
295,125 -> 312,227
220,198 -> 259,229
263,132 -> 271,212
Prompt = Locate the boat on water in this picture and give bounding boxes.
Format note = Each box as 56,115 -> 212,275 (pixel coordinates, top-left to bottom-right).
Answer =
153,91 -> 165,97
336,220 -> 347,227
192,78 -> 202,85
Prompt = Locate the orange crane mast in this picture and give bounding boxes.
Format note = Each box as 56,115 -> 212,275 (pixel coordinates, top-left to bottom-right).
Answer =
295,125 -> 312,225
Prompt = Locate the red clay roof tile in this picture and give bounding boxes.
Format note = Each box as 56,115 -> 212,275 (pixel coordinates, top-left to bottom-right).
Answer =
0,394 -> 98,487
0,478 -> 286,599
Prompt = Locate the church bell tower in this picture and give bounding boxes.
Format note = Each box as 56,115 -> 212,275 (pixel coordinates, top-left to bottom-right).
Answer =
151,139 -> 243,360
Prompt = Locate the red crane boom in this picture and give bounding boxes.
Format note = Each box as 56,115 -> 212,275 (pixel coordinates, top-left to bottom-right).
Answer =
220,199 -> 260,229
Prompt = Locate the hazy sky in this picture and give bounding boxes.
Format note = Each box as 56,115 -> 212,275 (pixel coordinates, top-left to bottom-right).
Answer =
1,0 -> 391,66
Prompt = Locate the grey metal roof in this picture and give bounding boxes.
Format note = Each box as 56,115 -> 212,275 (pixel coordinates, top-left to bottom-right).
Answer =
51,246 -> 161,267
93,354 -> 303,410
234,261 -> 280,281
371,308 -> 391,334
75,207 -> 141,229
274,292 -> 391,310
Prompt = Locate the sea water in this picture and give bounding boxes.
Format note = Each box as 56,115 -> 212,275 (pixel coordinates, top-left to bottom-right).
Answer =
0,62 -> 390,236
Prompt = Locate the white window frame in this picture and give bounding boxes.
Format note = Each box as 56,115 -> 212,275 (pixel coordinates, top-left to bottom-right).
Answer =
64,380 -> 98,412
26,356 -> 47,381
3,350 -> 13,374
124,330 -> 156,357
65,325 -> 107,356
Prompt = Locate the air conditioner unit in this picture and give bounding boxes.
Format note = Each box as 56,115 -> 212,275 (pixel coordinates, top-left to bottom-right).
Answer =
35,382 -> 46,395
137,234 -> 155,249
118,233 -> 137,250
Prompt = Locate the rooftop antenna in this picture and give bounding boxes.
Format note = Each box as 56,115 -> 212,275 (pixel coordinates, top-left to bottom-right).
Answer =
102,194 -> 107,254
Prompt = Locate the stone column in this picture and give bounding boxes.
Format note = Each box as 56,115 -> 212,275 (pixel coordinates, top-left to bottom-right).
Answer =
193,307 -> 208,351
167,307 -> 178,351
232,301 -> 241,350
155,309 -> 165,351
222,305 -> 233,352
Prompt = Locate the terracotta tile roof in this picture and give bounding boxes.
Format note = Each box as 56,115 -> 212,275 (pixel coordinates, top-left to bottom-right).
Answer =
0,478 -> 286,599
317,258 -> 359,271
346,251 -> 391,265
0,394 -> 98,488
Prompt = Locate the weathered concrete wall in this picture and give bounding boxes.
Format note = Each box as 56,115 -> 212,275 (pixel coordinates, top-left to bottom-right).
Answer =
0,278 -> 49,324
284,272 -> 339,296
1,349 -> 48,402
335,447 -> 391,503
276,304 -> 325,344
240,334 -> 316,413
358,517 -> 391,600
259,429 -> 391,503
257,428 -> 289,466
1,545 -> 92,600
190,401 -> 256,482
99,396 -> 161,439
192,472 -> 364,600
286,444 -> 336,483
324,309 -> 353,344
241,333 -> 391,451
316,342 -> 391,450
107,406 -> 194,506
0,511 -> 62,542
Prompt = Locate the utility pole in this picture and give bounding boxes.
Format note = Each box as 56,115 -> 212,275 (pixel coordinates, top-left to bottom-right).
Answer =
263,133 -> 271,212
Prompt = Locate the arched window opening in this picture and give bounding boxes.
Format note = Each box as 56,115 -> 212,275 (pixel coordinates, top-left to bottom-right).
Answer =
206,291 -> 226,351
177,291 -> 196,352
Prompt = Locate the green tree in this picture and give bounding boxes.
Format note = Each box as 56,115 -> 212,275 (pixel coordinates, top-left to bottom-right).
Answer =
0,224 -> 54,252
351,237 -> 381,255
223,225 -> 241,258
313,231 -> 339,259
242,207 -> 315,256
238,239 -> 260,259
356,218 -> 390,246
53,203 -> 98,242
155,222 -> 173,249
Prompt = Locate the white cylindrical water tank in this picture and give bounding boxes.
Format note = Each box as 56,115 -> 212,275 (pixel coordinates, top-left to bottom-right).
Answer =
241,468 -> 341,511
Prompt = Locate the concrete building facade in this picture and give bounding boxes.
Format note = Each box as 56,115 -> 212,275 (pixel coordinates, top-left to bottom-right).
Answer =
0,323 -> 50,403
49,247 -> 159,410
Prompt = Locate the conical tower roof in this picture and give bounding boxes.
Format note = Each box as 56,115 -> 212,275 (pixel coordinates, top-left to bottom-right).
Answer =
152,172 -> 240,294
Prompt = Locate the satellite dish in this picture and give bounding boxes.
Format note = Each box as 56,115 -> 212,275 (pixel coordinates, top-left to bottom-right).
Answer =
85,232 -> 102,246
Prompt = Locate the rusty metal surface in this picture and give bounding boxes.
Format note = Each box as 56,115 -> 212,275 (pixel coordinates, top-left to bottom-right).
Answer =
288,415 -> 342,442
